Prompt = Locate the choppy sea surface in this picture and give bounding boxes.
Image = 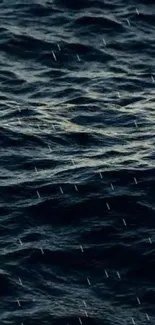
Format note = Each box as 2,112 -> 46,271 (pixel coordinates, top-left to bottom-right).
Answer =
0,0 -> 155,324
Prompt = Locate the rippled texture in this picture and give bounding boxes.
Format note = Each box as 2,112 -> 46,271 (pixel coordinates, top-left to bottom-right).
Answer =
1,0 -> 155,324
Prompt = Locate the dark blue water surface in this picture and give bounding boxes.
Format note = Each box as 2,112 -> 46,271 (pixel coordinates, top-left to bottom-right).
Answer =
0,0 -> 155,324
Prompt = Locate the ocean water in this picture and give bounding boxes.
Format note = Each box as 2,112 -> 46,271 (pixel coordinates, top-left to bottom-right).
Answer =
0,0 -> 155,324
